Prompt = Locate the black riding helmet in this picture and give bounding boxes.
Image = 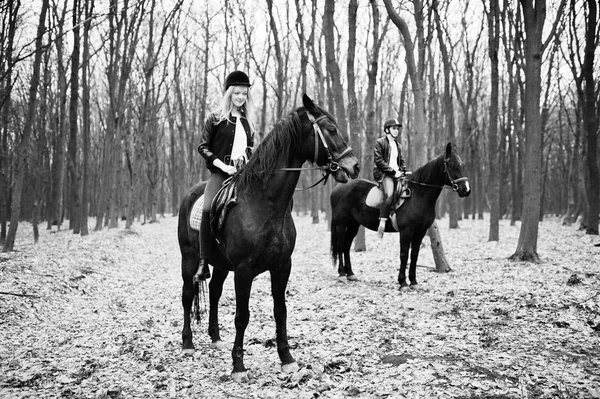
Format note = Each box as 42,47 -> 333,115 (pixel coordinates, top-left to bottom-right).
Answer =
383,118 -> 403,133
225,71 -> 251,91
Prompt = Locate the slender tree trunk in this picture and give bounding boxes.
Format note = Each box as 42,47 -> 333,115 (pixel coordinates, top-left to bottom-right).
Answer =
486,0 -> 500,240
68,0 -> 82,234
0,0 -> 20,245
80,0 -> 94,236
3,0 -> 49,251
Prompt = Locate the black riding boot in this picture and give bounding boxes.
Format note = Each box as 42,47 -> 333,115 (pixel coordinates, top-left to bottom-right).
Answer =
193,258 -> 211,283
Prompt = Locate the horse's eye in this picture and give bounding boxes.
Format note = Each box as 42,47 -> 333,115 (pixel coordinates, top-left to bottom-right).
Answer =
329,128 -> 337,135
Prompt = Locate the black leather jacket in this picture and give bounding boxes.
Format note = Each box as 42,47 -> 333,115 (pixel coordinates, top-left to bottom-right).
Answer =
373,136 -> 405,182
197,112 -> 254,173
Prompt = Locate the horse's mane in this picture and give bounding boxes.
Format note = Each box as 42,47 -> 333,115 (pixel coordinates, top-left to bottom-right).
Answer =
410,144 -> 463,184
236,103 -> 338,192
236,110 -> 304,192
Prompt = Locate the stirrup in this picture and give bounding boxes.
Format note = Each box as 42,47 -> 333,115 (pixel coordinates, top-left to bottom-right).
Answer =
193,259 -> 211,282
400,188 -> 411,199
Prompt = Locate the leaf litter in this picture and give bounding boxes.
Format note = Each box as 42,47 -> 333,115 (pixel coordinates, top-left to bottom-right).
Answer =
0,214 -> 599,398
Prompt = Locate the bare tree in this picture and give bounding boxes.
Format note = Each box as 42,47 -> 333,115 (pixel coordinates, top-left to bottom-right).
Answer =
3,0 -> 49,252
80,0 -> 94,236
485,0 -> 501,240
67,0 -> 82,233
383,0 -> 451,273
510,0 -> 566,262
0,0 -> 20,245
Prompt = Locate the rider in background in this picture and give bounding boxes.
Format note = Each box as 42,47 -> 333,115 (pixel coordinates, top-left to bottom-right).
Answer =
373,118 -> 406,239
195,70 -> 255,282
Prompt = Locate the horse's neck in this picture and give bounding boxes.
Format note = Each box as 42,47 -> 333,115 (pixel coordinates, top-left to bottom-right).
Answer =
258,155 -> 305,209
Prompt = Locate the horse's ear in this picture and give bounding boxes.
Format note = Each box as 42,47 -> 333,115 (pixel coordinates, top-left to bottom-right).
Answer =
302,94 -> 317,114
445,142 -> 453,159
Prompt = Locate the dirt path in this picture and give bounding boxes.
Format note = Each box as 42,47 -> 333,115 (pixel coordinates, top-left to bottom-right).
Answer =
1,214 -> 599,398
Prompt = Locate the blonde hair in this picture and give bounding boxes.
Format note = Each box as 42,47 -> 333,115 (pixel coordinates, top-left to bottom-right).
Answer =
215,85 -> 255,130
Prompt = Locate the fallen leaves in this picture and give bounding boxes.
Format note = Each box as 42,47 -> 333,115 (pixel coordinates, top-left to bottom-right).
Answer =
0,214 -> 599,398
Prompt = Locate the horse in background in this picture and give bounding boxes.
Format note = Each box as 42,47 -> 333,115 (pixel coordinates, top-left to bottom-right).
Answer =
178,94 -> 360,382
330,142 -> 470,287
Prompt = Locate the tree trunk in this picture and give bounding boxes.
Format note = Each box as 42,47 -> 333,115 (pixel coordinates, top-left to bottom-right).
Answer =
80,0 -> 94,236
0,0 -> 20,245
486,0 -> 500,240
3,0 -> 49,251
510,0 -> 546,262
68,0 -> 82,234
582,0 -> 599,235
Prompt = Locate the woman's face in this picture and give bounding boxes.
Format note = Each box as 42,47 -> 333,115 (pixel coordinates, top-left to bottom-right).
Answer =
231,85 -> 249,109
388,126 -> 401,138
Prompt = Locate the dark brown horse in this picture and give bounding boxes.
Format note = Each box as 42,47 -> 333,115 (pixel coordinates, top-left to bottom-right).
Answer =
178,94 -> 360,382
330,143 -> 470,287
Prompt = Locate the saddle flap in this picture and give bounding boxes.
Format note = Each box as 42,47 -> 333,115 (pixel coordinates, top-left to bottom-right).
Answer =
210,176 -> 238,244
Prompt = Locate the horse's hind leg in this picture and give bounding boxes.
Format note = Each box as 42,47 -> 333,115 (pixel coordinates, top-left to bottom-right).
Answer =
181,247 -> 198,353
208,267 -> 229,350
344,223 -> 360,281
270,259 -> 298,373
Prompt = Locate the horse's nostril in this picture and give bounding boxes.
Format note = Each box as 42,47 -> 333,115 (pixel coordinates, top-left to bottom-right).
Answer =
354,164 -> 360,174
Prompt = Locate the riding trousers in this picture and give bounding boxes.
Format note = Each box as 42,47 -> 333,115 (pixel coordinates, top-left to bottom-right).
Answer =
199,171 -> 228,259
379,176 -> 396,219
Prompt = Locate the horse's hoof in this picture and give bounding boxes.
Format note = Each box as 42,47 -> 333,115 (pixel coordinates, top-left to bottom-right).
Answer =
346,274 -> 359,282
231,371 -> 249,383
281,362 -> 299,374
182,348 -> 195,356
399,282 -> 409,288
210,340 -> 227,350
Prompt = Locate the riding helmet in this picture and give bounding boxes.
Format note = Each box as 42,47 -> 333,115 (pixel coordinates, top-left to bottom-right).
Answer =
224,70 -> 251,91
384,118 -> 403,131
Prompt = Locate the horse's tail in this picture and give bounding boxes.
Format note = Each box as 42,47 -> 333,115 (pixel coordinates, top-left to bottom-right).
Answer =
330,218 -> 342,269
192,280 -> 207,324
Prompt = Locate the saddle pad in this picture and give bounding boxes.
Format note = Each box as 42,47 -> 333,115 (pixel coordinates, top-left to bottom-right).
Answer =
189,195 -> 205,231
365,186 -> 383,208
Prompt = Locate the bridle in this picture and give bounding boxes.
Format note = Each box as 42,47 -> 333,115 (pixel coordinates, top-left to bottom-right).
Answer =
305,112 -> 354,173
443,160 -> 469,191
405,159 -> 468,192
280,110 -> 355,189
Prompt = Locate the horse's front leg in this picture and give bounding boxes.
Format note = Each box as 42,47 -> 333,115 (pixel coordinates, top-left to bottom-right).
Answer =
208,267 -> 229,350
270,259 -> 298,373
231,267 -> 255,383
408,232 -> 426,286
398,230 -> 411,288
181,247 -> 198,354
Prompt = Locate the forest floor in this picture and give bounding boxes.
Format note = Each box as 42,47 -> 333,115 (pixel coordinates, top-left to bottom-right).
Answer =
1,212 -> 599,399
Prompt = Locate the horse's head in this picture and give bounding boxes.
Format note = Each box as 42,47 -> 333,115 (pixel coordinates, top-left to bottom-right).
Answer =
301,94 -> 360,183
444,142 -> 471,197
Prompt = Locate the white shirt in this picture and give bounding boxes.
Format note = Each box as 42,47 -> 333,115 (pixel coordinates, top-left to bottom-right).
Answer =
387,135 -> 399,172
231,117 -> 247,161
